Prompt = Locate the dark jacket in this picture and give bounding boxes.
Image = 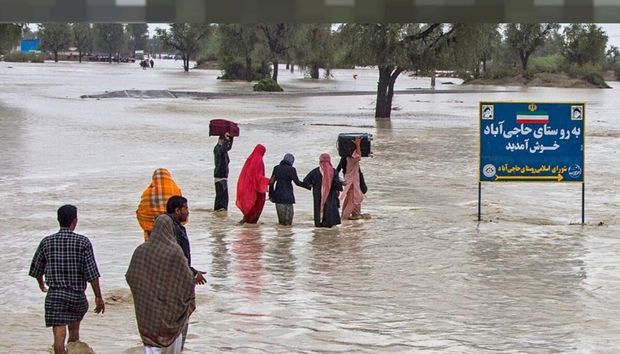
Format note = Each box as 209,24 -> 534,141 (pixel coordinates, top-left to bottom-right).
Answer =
213,138 -> 233,178
303,167 -> 343,228
169,215 -> 197,276
269,160 -> 308,204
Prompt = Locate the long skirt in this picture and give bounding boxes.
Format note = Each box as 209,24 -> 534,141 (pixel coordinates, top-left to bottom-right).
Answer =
243,193 -> 266,223
144,333 -> 182,354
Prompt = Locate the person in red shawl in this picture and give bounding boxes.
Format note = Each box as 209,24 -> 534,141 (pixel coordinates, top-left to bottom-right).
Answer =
302,153 -> 343,227
236,144 -> 270,224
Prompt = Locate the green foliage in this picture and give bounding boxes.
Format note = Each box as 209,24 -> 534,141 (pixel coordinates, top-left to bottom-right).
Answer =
253,78 -> 283,92
39,23 -> 72,61
529,54 -> 563,72
505,23 -> 560,70
562,24 -> 608,67
565,62 -> 610,87
128,24 -> 149,52
0,23 -> 22,55
478,66 -> 519,80
3,51 -> 45,62
156,23 -> 211,71
292,24 -> 335,79
71,23 -> 93,60
94,23 -> 126,61
214,24 -> 262,81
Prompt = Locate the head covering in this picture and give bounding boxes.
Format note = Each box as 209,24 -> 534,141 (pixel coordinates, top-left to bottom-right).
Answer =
126,214 -> 196,348
319,153 -> 334,216
282,153 -> 295,166
236,144 -> 270,215
136,168 -> 182,240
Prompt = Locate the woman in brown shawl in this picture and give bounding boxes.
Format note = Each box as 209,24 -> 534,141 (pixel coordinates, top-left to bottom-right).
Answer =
126,214 -> 195,353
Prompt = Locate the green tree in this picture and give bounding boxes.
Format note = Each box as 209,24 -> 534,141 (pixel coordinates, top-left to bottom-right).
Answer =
0,23 -> 22,55
505,23 -> 560,71
39,23 -> 72,62
258,24 -> 295,83
128,23 -> 149,55
293,24 -> 334,79
216,24 -> 261,81
339,23 -> 448,119
156,24 -> 210,72
562,24 -> 608,67
71,23 -> 93,63
95,23 -> 125,63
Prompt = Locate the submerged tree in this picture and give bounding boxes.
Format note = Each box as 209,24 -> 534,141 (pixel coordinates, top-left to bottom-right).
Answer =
258,24 -> 295,83
71,23 -> 93,63
339,23 -> 449,119
95,23 -> 125,63
216,24 -> 260,81
156,24 -> 210,72
293,24 -> 334,79
39,23 -> 72,62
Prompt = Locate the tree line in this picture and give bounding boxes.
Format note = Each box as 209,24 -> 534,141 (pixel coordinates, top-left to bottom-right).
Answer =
1,23 -> 619,120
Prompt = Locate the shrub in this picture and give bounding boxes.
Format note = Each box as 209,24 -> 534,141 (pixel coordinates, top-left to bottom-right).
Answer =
565,63 -> 610,88
529,54 -> 563,73
253,78 -> 283,92
614,64 -> 620,81
3,52 -> 45,63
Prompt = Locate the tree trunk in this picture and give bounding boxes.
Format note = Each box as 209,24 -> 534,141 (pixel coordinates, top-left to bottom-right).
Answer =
245,56 -> 253,82
108,51 -> 112,63
520,51 -> 530,71
310,63 -> 319,79
290,64 -> 294,73
79,51 -> 83,63
183,54 -> 189,72
54,51 -> 58,63
272,60 -> 279,82
430,69 -> 436,89
375,66 -> 403,120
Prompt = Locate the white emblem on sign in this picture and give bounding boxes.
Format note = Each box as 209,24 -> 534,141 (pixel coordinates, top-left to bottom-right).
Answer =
483,164 -> 496,178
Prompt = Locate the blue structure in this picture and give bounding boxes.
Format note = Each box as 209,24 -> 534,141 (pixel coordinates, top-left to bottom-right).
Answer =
479,102 -> 585,183
20,39 -> 40,53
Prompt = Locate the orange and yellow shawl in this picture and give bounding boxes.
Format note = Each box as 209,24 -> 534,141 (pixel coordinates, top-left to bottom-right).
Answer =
136,168 -> 182,240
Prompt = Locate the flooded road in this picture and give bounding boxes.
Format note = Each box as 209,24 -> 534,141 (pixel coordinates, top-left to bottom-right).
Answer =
0,60 -> 618,353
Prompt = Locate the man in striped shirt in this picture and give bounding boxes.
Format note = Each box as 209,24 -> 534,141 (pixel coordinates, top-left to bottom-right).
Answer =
29,204 -> 105,354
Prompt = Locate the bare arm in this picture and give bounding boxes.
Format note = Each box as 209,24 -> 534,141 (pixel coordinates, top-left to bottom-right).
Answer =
36,276 -> 47,293
90,278 -> 105,314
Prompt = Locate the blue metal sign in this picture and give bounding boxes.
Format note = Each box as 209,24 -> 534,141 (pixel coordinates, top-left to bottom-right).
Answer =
479,102 -> 585,182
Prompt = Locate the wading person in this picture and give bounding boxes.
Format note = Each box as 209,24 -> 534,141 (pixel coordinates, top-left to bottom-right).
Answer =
338,137 -> 366,220
303,153 -> 343,228
236,144 -> 270,224
213,132 -> 233,211
29,205 -> 105,354
166,195 -> 207,350
268,153 -> 309,225
136,168 -> 182,240
126,214 -> 196,354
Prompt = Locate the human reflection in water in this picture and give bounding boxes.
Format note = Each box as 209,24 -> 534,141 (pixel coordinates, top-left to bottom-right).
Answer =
232,226 -> 264,296
209,230 -> 231,290
264,227 -> 296,288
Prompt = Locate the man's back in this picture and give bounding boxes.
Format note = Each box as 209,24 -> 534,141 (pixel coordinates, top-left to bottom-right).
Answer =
29,228 -> 99,292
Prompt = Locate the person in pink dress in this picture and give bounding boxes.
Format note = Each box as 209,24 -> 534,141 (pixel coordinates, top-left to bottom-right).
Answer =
339,137 -> 366,220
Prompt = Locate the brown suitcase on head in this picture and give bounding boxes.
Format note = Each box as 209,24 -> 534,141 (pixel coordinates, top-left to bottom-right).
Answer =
209,119 -> 240,137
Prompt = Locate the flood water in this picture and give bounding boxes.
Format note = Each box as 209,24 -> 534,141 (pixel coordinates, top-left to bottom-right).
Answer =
0,60 -> 619,353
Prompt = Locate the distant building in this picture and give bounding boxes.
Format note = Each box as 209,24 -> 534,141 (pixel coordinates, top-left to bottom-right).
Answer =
20,39 -> 40,53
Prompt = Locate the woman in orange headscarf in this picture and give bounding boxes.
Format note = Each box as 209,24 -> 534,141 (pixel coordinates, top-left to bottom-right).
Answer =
236,144 -> 270,224
136,168 -> 182,240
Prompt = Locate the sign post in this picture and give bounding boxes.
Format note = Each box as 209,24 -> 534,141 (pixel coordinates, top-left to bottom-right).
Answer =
478,102 -> 585,223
